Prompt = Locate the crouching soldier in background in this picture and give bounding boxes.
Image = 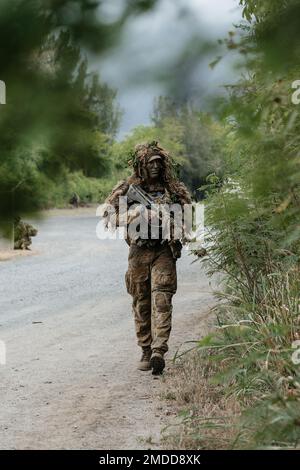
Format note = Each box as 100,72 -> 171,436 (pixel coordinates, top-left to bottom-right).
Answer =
102,141 -> 192,375
14,216 -> 38,250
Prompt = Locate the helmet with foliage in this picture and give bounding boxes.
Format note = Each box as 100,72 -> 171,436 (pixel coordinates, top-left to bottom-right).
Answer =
105,141 -> 191,209
128,140 -> 179,184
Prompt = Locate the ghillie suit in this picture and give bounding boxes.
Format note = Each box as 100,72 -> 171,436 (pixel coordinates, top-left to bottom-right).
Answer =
14,217 -> 38,250
102,141 -> 192,374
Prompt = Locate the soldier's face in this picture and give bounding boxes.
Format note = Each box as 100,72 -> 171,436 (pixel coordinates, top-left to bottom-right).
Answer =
145,158 -> 162,180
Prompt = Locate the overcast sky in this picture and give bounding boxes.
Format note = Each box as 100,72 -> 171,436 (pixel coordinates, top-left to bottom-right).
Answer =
96,0 -> 242,139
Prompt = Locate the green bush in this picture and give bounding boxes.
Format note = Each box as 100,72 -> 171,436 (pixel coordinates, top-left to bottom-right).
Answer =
190,0 -> 300,449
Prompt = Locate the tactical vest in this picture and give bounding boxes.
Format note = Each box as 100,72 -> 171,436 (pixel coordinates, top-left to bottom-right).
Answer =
129,187 -> 173,249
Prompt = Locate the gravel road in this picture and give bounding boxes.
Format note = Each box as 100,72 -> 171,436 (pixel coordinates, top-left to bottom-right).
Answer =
0,208 -> 216,449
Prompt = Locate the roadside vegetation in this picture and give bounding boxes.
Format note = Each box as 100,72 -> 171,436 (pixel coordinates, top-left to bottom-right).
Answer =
162,0 -> 300,450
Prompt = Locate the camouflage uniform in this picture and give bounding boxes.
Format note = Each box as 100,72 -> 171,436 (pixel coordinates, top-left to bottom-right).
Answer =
126,233 -> 177,356
103,141 -> 192,373
69,192 -> 80,208
14,217 -> 38,250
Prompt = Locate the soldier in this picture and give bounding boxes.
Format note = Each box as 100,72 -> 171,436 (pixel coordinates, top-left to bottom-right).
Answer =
69,192 -> 80,208
14,216 -> 38,250
102,141 -> 192,375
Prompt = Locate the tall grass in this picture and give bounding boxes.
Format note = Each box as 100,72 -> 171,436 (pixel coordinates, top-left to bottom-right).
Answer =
188,182 -> 300,448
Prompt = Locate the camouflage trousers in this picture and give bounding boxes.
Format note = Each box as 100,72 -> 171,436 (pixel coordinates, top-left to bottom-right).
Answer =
125,242 -> 177,355
14,237 -> 31,250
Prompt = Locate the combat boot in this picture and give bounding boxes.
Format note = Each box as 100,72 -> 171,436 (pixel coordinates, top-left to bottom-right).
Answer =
150,349 -> 165,375
137,347 -> 152,371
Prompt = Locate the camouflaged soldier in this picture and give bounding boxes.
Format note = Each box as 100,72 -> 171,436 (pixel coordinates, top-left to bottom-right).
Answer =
14,216 -> 38,250
69,192 -> 80,208
103,141 -> 192,374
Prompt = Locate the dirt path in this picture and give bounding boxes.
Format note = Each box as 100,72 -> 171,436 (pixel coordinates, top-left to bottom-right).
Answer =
0,209 -> 215,449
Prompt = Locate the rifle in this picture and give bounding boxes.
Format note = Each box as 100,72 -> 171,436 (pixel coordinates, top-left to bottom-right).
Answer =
126,184 -> 154,211
126,184 -> 177,226
126,184 -> 184,258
